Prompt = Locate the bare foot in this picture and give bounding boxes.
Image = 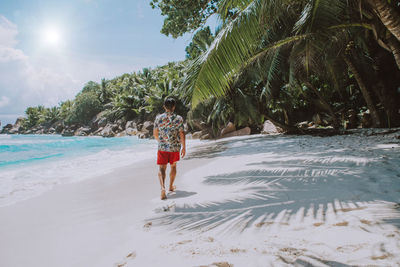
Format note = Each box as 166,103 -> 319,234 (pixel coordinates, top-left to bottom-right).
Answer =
161,189 -> 167,200
169,185 -> 176,193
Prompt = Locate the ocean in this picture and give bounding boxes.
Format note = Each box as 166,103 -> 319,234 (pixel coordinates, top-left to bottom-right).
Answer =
0,134 -> 157,207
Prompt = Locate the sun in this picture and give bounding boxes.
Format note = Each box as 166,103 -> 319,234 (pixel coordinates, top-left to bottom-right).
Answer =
42,27 -> 62,46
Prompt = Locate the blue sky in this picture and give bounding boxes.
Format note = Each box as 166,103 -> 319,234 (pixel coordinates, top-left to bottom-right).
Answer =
0,0 -> 198,127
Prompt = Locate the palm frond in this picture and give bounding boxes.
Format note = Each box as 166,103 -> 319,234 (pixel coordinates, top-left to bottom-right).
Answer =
182,0 -> 262,107
248,34 -> 311,66
260,47 -> 283,99
294,0 -> 347,35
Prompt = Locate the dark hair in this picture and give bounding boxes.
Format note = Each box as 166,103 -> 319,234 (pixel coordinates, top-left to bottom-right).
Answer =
164,97 -> 176,110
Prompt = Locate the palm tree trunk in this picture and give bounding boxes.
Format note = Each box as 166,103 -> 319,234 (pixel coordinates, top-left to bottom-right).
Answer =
387,36 -> 400,70
369,0 -> 400,42
374,80 -> 392,127
343,56 -> 381,127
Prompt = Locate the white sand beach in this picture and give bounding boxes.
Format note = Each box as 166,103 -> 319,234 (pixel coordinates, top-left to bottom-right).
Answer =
1,132 -> 400,267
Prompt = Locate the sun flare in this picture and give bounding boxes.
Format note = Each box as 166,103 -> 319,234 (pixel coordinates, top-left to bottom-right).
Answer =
42,27 -> 62,46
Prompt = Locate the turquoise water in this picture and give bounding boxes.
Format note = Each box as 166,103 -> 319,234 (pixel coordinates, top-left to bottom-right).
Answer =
0,134 -> 151,169
0,134 -> 157,207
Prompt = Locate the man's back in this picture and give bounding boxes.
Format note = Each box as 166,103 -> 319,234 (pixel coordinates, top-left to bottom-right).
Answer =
154,111 -> 184,152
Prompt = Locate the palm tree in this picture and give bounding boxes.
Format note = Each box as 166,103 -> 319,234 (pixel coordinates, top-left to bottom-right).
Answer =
99,78 -> 113,104
43,107 -> 61,124
185,26 -> 215,59
182,0 -> 399,128
24,106 -> 42,127
367,0 -> 400,43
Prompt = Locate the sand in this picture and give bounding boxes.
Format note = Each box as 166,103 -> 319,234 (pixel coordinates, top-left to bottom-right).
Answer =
0,157 -> 207,267
1,131 -> 400,267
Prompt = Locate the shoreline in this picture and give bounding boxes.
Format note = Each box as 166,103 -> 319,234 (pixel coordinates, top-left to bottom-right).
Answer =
0,135 -> 159,208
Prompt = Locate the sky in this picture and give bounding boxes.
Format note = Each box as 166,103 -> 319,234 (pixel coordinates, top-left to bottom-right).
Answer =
0,0 -> 196,127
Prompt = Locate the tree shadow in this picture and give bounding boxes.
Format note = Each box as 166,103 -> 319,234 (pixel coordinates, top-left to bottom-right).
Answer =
185,135 -> 295,159
166,190 -> 197,200
151,134 -> 400,233
292,256 -> 357,267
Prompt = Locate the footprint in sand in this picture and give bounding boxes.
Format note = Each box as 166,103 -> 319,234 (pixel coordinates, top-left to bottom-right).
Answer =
337,244 -> 364,253
213,263 -> 233,267
255,222 -> 273,227
177,239 -> 192,245
333,221 -> 349,226
230,248 -> 246,253
126,252 -> 136,259
210,262 -> 233,267
143,222 -> 152,231
114,251 -> 136,267
371,254 -> 391,260
154,202 -> 176,213
360,219 -> 372,225
279,247 -> 304,257
196,262 -> 233,267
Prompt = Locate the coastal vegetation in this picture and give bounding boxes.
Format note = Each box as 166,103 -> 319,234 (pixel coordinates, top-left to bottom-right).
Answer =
2,0 -> 400,137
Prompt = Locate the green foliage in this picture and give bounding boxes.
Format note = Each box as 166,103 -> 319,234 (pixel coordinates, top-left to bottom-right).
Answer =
143,62 -> 189,118
23,105 -> 61,128
59,100 -> 73,120
150,0 -> 219,38
43,107 -> 60,124
67,91 -> 102,125
81,81 -> 100,95
22,0 -> 400,133
24,106 -> 43,128
185,26 -> 215,59
23,61 -> 192,129
183,0 -> 263,107
180,0 -> 400,128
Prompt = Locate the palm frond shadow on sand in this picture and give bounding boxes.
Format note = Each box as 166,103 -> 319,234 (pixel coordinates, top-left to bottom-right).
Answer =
152,135 -> 400,234
166,190 -> 197,200
293,257 -> 355,267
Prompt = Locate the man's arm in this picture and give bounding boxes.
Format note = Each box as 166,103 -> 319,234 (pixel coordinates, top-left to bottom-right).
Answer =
179,130 -> 186,158
153,128 -> 159,141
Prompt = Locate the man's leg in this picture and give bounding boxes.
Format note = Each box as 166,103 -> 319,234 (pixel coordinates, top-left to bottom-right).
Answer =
158,164 -> 167,199
169,162 -> 177,192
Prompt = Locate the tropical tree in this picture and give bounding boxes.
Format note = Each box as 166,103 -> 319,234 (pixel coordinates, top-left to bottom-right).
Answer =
24,106 -> 43,128
67,91 -> 102,125
185,26 -> 215,59
149,0 -> 219,38
367,0 -> 400,43
176,0 -> 400,128
43,107 -> 61,124
59,100 -> 73,120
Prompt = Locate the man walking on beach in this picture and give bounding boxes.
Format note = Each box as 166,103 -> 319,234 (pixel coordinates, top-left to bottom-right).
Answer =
153,97 -> 186,200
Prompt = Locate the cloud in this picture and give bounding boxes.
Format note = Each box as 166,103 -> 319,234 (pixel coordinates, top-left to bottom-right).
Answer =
0,15 -> 80,116
0,15 -> 18,47
0,15 -> 137,123
0,45 -> 27,62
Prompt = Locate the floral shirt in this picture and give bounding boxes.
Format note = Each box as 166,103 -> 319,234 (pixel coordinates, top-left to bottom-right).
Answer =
154,112 -> 184,152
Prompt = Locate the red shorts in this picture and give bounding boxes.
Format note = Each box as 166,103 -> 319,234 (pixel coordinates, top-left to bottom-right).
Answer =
157,150 -> 180,165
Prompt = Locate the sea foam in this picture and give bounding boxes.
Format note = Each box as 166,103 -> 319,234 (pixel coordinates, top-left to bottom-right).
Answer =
0,135 -> 157,207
